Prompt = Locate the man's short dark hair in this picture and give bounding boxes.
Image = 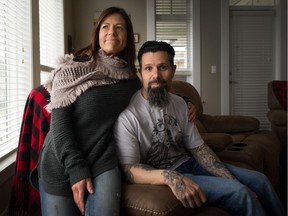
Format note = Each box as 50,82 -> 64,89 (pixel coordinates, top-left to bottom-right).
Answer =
137,41 -> 175,69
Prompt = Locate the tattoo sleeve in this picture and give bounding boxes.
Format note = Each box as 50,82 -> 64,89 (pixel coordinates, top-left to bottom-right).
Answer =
190,144 -> 235,179
161,170 -> 186,193
121,164 -> 154,184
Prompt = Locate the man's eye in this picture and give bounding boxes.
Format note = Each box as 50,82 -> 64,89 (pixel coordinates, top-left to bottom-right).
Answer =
159,65 -> 167,71
145,66 -> 152,71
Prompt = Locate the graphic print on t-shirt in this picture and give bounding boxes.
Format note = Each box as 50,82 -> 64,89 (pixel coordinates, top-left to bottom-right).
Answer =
146,114 -> 187,168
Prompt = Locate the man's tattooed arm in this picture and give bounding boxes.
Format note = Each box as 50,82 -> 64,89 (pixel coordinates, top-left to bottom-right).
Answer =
161,170 -> 186,193
190,143 -> 235,179
121,164 -> 185,189
121,164 -> 207,207
120,164 -> 154,184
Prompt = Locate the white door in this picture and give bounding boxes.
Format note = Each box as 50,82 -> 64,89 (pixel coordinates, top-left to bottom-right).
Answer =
230,10 -> 275,130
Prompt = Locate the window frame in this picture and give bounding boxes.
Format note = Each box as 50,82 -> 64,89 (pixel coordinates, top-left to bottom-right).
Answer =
146,0 -> 201,92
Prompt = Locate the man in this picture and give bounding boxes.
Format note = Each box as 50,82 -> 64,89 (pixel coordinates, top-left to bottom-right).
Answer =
114,41 -> 285,216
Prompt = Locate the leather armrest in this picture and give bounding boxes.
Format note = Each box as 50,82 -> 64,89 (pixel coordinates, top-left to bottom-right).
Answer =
121,183 -> 195,216
199,114 -> 259,133
267,110 -> 287,126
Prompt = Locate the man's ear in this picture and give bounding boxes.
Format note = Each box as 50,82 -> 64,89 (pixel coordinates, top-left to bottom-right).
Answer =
172,65 -> 177,76
138,68 -> 142,77
137,68 -> 143,82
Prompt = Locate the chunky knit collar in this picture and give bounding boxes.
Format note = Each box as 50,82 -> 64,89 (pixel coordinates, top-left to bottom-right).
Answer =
44,49 -> 136,111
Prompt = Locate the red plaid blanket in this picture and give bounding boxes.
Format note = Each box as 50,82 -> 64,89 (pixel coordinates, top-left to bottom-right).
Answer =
9,85 -> 51,216
272,80 -> 287,110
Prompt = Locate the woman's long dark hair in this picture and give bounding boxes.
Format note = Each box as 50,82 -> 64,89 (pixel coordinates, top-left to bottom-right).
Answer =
74,7 -> 137,74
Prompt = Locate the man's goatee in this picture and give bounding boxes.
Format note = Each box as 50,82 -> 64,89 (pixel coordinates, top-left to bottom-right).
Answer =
148,87 -> 170,108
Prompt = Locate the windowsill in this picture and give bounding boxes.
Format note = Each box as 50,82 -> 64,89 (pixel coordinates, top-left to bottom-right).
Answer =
0,150 -> 16,185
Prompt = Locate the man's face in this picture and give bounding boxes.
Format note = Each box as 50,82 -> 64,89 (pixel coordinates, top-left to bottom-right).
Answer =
140,51 -> 176,107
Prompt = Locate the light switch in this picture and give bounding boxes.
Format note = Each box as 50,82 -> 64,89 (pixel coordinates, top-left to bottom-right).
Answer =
211,65 -> 216,74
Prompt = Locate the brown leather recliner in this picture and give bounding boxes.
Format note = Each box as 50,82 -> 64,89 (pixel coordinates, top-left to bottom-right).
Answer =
121,80 -> 281,216
267,80 -> 287,167
266,80 -> 287,211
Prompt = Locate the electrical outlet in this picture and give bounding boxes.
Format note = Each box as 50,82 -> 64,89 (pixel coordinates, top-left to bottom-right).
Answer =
211,65 -> 216,74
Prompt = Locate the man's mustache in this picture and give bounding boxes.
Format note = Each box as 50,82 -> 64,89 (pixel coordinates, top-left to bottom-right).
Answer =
148,79 -> 167,87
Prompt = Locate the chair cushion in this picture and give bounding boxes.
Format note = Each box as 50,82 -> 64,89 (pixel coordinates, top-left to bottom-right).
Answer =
199,114 -> 259,133
200,133 -> 232,152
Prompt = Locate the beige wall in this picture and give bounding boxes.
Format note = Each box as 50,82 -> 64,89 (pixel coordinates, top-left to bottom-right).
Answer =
71,0 -> 147,53
200,0 -> 222,114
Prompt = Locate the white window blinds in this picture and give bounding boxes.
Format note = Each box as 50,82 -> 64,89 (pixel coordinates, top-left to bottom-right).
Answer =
155,0 -> 193,75
0,0 -> 32,158
39,0 -> 64,70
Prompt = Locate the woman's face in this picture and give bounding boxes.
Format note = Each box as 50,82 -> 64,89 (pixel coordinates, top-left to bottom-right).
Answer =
99,13 -> 127,56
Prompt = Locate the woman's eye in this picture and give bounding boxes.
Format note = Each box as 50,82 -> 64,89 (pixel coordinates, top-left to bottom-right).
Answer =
101,24 -> 109,29
116,25 -> 124,31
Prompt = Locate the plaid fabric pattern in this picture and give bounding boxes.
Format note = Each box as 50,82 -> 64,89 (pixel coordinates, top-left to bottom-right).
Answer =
9,85 -> 51,216
272,80 -> 287,110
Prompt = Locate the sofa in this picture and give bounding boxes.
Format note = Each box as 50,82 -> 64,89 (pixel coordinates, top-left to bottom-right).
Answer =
121,80 -> 282,216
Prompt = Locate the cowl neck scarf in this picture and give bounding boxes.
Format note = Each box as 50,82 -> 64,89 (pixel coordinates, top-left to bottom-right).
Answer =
44,49 -> 135,111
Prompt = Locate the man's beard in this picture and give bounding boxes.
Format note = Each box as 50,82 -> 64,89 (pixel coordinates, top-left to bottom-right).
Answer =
147,80 -> 170,108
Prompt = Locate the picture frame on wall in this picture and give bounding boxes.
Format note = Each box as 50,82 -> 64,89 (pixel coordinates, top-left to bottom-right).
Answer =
134,33 -> 139,43
94,11 -> 102,25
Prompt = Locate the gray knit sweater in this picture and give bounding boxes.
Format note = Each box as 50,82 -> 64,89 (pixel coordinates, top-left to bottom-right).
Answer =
33,78 -> 141,196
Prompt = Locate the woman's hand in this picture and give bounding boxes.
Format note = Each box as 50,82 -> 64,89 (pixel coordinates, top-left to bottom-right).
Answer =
187,102 -> 197,122
71,178 -> 94,215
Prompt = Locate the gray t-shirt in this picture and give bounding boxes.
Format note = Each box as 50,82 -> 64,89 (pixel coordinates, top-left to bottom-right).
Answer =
114,90 -> 204,170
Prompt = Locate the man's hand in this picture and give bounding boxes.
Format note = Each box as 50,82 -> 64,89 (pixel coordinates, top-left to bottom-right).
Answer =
71,178 -> 94,215
162,170 -> 207,208
187,102 -> 197,122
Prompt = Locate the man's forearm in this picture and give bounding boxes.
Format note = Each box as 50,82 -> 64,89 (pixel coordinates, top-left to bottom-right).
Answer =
190,144 -> 235,179
121,163 -> 207,208
121,163 -> 155,184
120,164 -> 184,187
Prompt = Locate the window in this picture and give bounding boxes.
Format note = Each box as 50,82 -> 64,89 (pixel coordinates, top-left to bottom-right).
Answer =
155,0 -> 193,79
230,0 -> 275,6
0,0 -> 64,163
0,0 -> 32,159
39,0 -> 64,83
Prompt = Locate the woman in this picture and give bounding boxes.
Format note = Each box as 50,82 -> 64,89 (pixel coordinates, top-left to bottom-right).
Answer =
31,7 -> 141,216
